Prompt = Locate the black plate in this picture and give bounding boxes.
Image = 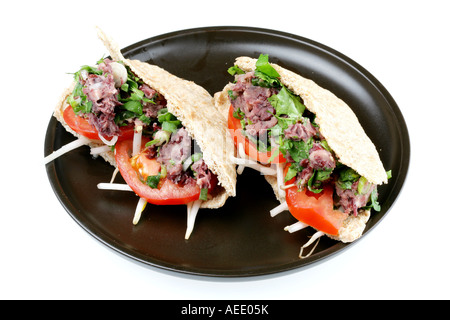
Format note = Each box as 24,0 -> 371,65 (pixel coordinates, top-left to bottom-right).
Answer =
44,26 -> 410,277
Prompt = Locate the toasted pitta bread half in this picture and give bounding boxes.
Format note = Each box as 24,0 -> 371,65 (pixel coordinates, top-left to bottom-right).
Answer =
214,56 -> 387,242
52,29 -> 236,209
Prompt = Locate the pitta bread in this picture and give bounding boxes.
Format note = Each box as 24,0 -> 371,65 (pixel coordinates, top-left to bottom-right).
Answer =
215,56 -> 388,242
53,29 -> 236,209
232,56 -> 387,185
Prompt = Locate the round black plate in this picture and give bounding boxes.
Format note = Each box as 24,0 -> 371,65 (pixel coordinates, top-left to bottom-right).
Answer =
44,26 -> 410,277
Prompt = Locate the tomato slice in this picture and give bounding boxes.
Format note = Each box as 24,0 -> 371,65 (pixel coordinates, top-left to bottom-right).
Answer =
63,106 -> 134,141
130,154 -> 161,181
228,106 -> 286,164
284,164 -> 347,235
115,138 -> 217,205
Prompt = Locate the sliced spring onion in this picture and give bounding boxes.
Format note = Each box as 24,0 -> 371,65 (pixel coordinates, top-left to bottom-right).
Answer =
44,136 -> 90,164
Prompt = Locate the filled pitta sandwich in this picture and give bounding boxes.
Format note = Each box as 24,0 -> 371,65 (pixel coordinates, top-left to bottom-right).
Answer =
215,54 -> 390,256
45,29 -> 236,239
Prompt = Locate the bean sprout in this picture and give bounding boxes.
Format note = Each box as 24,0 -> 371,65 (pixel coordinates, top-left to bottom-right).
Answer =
98,133 -> 118,146
132,125 -> 143,156
269,201 -> 289,217
133,197 -> 147,225
110,167 -> 120,183
284,221 -> 308,233
299,231 -> 324,259
90,145 -> 111,155
44,136 -> 90,164
97,182 -> 133,191
276,163 -> 286,198
185,200 -> 202,240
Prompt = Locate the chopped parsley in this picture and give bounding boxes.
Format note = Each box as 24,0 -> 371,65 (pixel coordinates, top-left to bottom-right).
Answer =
146,173 -> 161,189
227,65 -> 245,76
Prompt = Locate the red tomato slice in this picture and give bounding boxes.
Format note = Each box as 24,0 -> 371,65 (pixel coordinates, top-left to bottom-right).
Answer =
63,106 -> 134,141
228,106 -> 286,164
284,164 -> 347,235
115,138 -> 217,205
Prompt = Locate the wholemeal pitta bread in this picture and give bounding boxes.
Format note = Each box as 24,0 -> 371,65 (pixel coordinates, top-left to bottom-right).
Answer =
232,56 -> 387,185
214,56 -> 387,242
53,29 -> 236,209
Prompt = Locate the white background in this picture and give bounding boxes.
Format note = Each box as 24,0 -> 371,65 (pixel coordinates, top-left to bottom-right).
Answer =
2,0 -> 449,300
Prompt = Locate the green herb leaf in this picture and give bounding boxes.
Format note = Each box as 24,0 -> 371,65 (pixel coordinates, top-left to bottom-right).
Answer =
336,167 -> 360,190
307,168 -> 333,193
370,189 -> 381,211
228,90 -> 238,100
114,110 -> 135,125
123,100 -> 143,115
138,114 -> 151,125
130,89 -> 145,101
120,82 -> 129,92
252,71 -> 281,88
250,54 -> 282,88
228,65 -> 245,76
307,170 -> 323,193
316,168 -> 333,182
162,121 -> 180,133
255,54 -> 280,78
77,65 -> 103,77
284,163 -> 301,182
386,170 -> 392,179
339,167 -> 360,183
67,82 -> 90,114
232,108 -> 245,120
337,180 -> 354,190
280,138 -> 313,163
320,140 -> 332,152
145,139 -> 160,147
268,86 -> 305,118
146,173 -> 161,189
157,110 -> 177,123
